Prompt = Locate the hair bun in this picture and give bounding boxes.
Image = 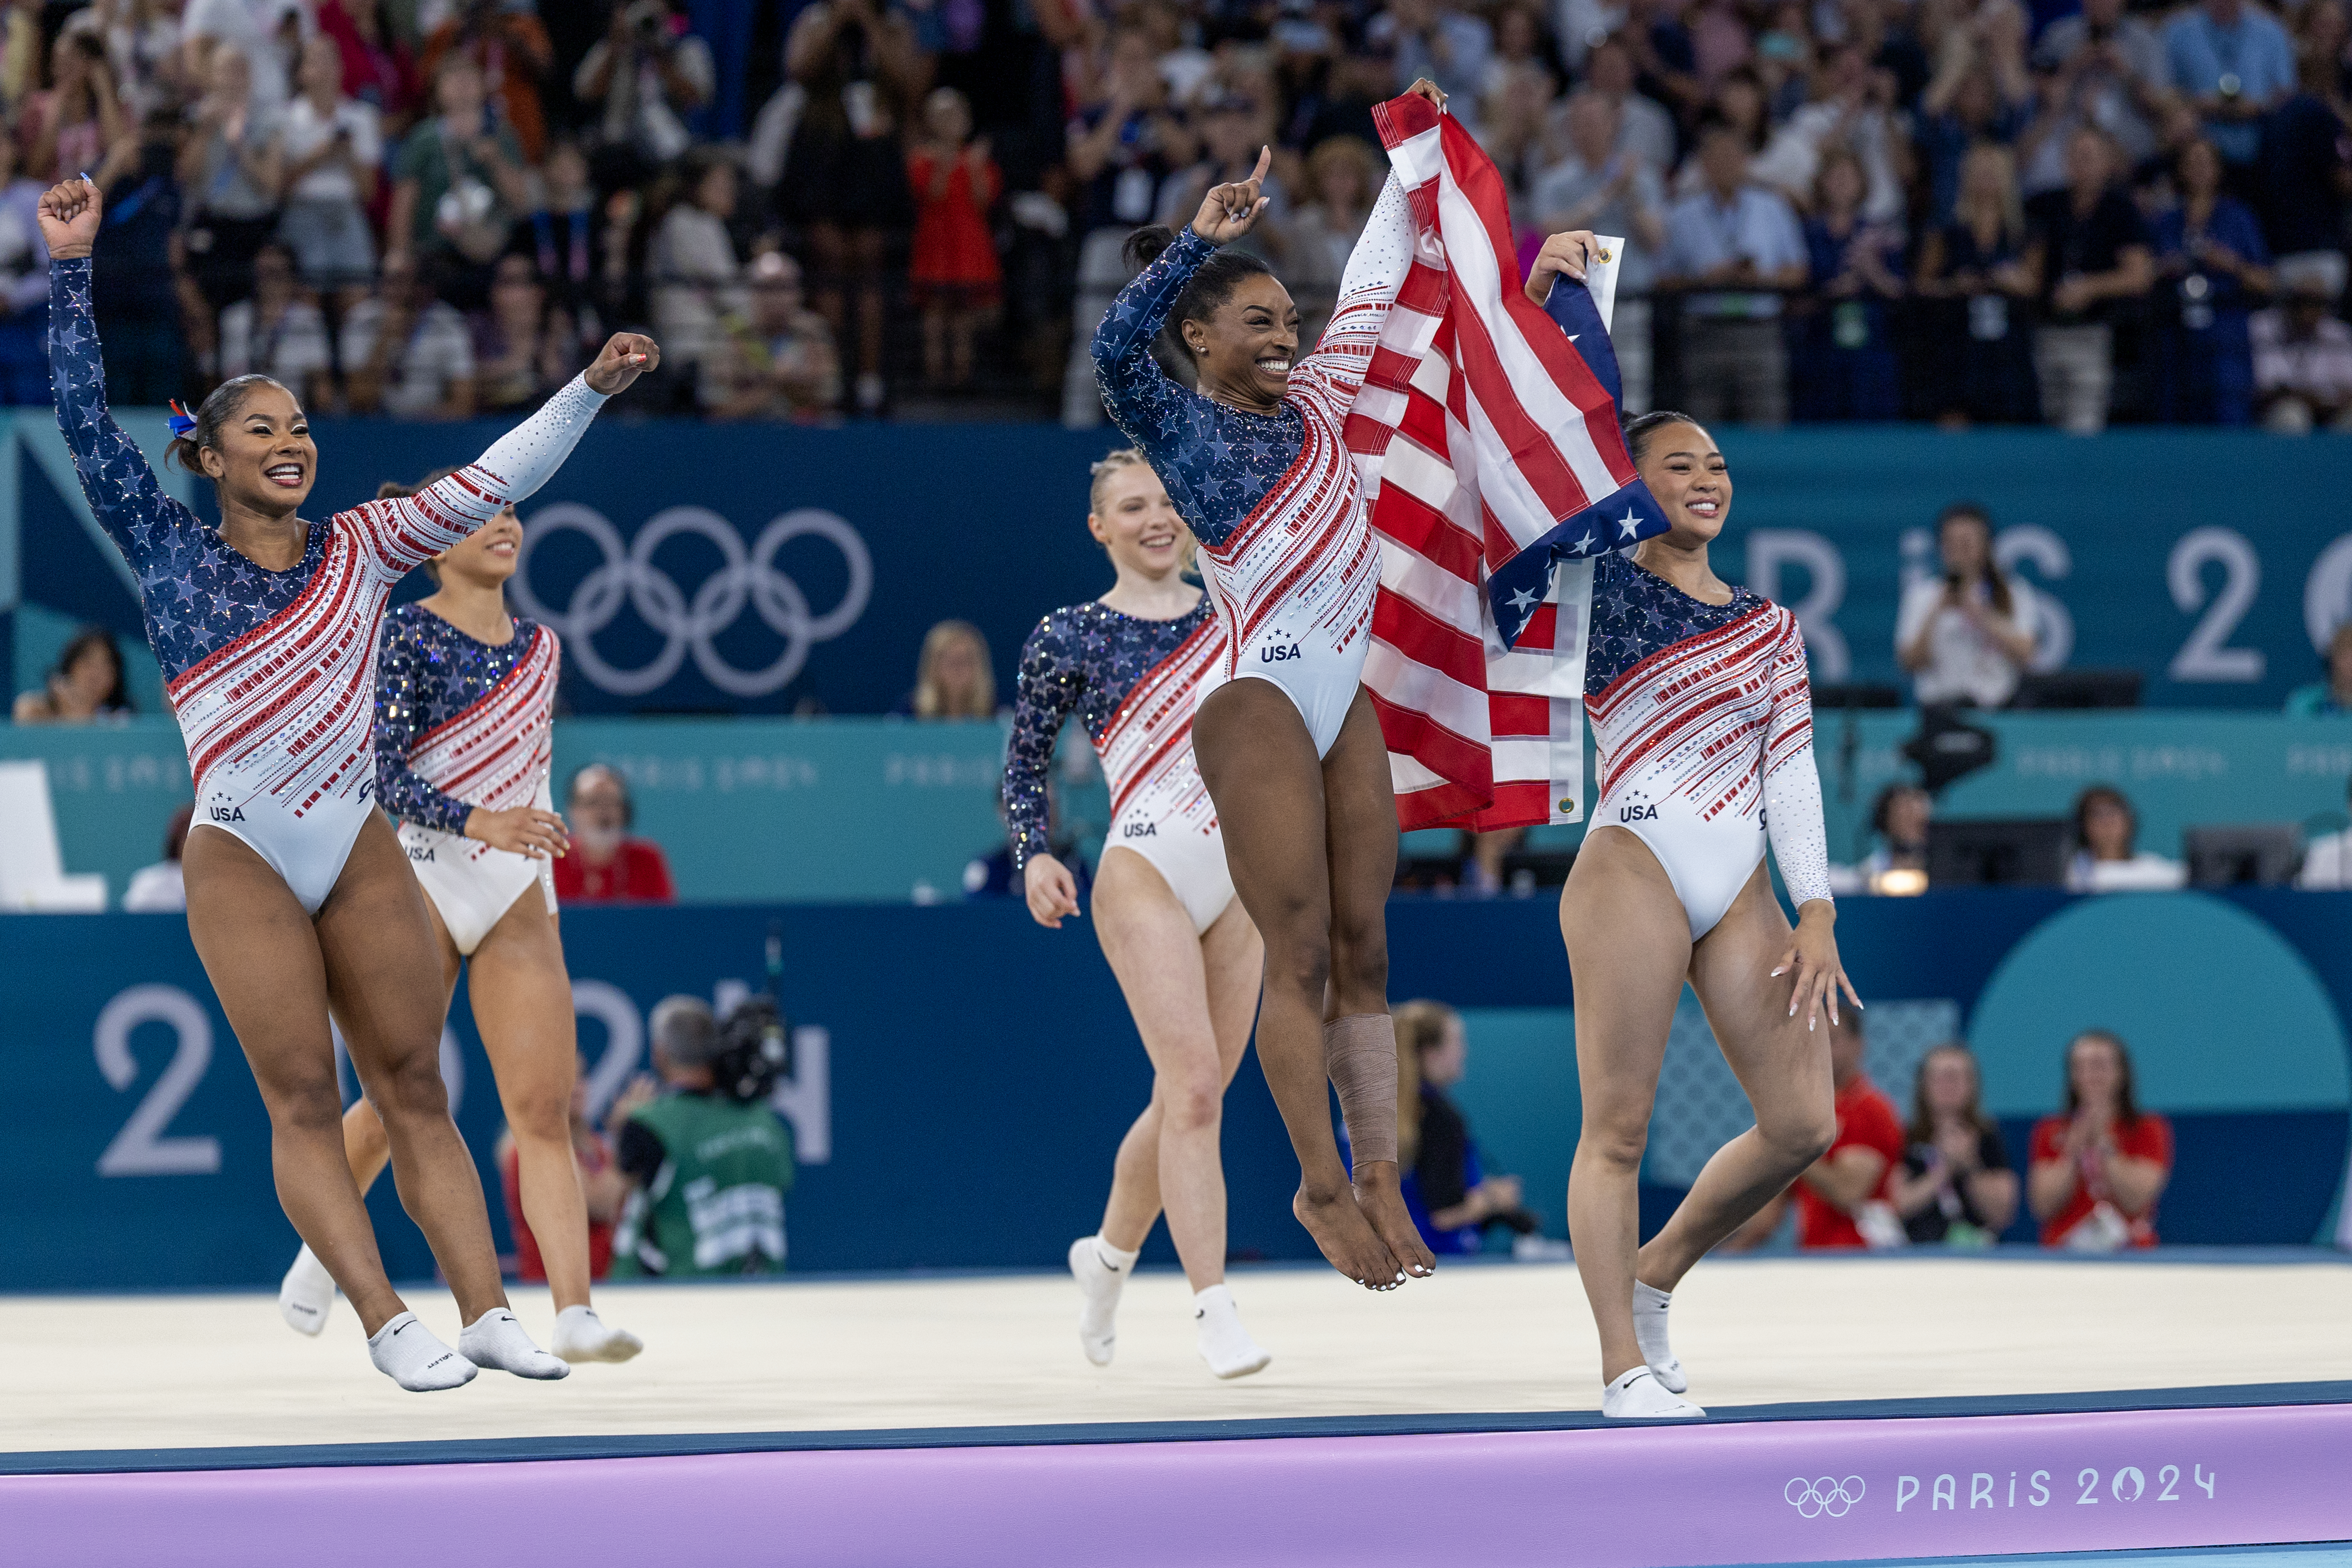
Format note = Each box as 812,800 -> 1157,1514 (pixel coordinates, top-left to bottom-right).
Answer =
1123,224 -> 1178,272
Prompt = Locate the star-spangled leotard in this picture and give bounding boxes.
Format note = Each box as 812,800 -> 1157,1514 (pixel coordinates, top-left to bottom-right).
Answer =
1091,175 -> 1416,758
51,254 -> 608,912
1580,546 -> 1832,939
1004,597 -> 1234,932
375,603 -> 562,953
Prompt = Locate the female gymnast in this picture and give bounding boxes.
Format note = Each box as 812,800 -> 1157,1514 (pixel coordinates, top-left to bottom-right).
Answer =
276,481 -> 641,1366
41,174 -> 655,1391
1009,449 -> 1270,1379
1090,86 -> 1447,1291
1543,388 -> 1857,1417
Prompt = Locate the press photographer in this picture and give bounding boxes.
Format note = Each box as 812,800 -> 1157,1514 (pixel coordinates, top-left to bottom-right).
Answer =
609,994 -> 796,1278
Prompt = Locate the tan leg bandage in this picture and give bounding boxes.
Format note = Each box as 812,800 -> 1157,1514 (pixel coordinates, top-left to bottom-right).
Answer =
1324,1013 -> 1399,1167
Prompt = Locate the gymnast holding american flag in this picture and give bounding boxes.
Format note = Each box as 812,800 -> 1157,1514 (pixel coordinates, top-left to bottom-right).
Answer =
1346,95 -> 1857,1418
1091,81 -> 1455,1292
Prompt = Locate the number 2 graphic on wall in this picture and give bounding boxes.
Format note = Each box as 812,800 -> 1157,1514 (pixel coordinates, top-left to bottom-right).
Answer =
93,985 -> 222,1176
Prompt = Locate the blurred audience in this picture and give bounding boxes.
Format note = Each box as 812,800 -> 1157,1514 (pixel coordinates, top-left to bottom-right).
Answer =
470,249 -> 581,412
1660,118 -> 1806,428
907,86 -> 1001,393
2024,126 -> 2151,435
2254,267 -> 2352,434
13,624 -> 132,722
122,801 -> 193,912
2147,138 -> 2270,425
2067,784 -> 2186,891
900,619 -> 1000,719
0,125 -> 50,404
1394,1000 -> 1568,1259
1790,145 -> 1904,421
2028,1027 -> 2172,1248
17,0 -> 2352,429
1891,1042 -> 2017,1245
1896,502 -> 2040,708
271,32 -> 379,308
554,763 -> 677,904
705,249 -> 840,420
649,144 -> 742,394
217,239 -> 329,399
340,248 -> 474,417
2285,622 -> 2352,717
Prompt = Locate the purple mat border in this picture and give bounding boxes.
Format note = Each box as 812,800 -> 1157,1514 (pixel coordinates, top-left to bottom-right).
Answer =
7,1379 -> 2349,1477
5,1400 -> 2347,1568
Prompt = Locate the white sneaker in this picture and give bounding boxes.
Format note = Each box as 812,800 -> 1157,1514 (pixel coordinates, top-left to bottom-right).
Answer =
278,1245 -> 335,1337
1601,1366 -> 1704,1419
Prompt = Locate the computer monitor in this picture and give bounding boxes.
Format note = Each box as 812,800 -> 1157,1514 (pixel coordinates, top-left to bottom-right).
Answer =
2009,669 -> 2144,709
1810,683 -> 1905,710
1926,818 -> 2071,887
2184,825 -> 2304,887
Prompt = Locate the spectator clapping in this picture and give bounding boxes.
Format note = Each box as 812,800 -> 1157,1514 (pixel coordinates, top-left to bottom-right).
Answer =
2028,1029 -> 2172,1248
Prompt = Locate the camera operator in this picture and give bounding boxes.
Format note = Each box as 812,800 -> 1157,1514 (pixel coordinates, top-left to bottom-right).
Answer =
575,0 -> 715,184
609,995 -> 795,1278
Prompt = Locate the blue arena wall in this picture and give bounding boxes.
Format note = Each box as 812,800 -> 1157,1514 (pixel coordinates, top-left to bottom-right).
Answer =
5,415 -> 2352,716
6,711 -> 2348,906
0,890 -> 2344,1292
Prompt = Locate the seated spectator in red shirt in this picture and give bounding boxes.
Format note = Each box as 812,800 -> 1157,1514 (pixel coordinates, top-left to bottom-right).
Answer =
1730,1009 -> 1905,1250
497,1078 -> 626,1281
553,764 -> 677,903
1891,1042 -> 2018,1246
2028,1029 -> 2173,1249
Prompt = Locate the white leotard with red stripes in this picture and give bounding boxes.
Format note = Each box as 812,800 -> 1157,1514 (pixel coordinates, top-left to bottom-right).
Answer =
379,608 -> 561,953
1587,566 -> 1832,940
53,258 -> 610,913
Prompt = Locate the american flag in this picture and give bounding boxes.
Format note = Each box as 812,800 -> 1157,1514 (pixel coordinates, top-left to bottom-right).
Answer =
1345,94 -> 1671,832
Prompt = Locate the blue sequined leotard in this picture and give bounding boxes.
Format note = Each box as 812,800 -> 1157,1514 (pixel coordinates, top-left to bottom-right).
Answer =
374,603 -> 555,835
1004,595 -> 1236,933
1089,176 -> 1417,757
1005,598 -> 1213,865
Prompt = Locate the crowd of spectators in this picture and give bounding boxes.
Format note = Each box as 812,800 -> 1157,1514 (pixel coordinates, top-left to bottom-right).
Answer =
1728,1018 -> 2173,1249
2,0 -> 2347,427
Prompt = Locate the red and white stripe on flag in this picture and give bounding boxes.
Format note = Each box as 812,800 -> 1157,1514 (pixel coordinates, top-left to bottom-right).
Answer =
1346,93 -> 1633,833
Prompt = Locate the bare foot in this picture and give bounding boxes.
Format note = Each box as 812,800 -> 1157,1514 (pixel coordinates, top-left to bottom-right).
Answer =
1350,1160 -> 1436,1279
1294,1183 -> 1404,1290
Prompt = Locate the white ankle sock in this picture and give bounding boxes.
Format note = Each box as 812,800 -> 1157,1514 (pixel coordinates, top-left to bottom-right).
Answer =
1601,1365 -> 1704,1420
1632,1280 -> 1686,1393
367,1311 -> 476,1392
1068,1235 -> 1133,1366
278,1245 -> 335,1338
458,1308 -> 570,1380
1193,1285 -> 1272,1379
551,1304 -> 643,1365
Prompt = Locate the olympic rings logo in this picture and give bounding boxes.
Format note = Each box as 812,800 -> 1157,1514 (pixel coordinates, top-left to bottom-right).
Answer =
511,504 -> 873,698
1785,1476 -> 1866,1518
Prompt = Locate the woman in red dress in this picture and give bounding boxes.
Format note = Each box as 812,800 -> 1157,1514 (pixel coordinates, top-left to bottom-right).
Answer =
906,86 -> 1001,391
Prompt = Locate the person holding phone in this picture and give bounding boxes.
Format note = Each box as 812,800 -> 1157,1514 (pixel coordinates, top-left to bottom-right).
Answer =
1896,502 -> 2041,707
